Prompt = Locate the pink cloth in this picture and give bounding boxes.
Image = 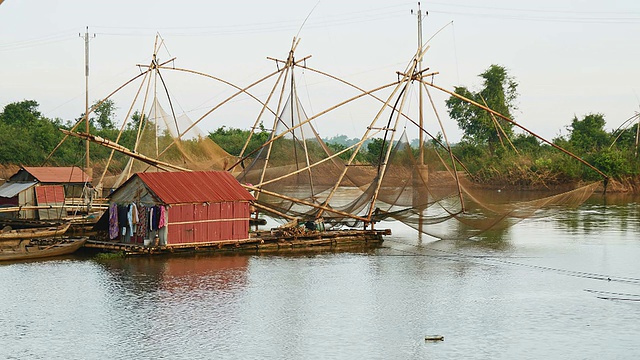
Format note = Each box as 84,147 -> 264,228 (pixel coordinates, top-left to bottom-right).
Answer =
158,205 -> 166,228
108,203 -> 119,240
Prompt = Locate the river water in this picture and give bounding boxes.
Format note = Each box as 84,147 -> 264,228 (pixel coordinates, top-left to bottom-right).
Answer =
1,195 -> 640,359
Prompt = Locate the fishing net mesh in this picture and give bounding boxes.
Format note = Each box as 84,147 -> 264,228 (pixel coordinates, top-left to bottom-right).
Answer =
98,62 -> 600,241
111,99 -> 236,186
235,89 -> 600,240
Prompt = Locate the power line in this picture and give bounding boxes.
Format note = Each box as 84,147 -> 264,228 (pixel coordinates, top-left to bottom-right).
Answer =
430,9 -> 640,24
5,3 -> 635,54
0,32 -> 77,52
429,1 -> 640,16
91,12 -> 408,38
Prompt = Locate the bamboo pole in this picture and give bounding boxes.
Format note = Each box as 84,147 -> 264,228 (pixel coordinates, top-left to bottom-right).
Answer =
60,130 -> 189,172
61,129 -> 369,222
245,185 -> 369,222
298,64 -> 467,177
609,113 -> 640,152
479,94 -> 520,153
365,70 -> 416,221
42,65 -> 158,165
256,55 -> 293,201
238,68 -> 287,161
0,204 -> 108,213
369,49 -> 433,220
146,66 -> 282,159
43,55 -> 175,167
636,112 -> 640,157
126,60 -> 156,180
314,79 -> 407,219
239,39 -> 300,162
290,71 -> 317,199
252,202 -> 296,221
226,81 -> 400,173
314,46 -> 430,219
97,69 -> 150,188
422,82 -> 466,212
255,128 -> 382,187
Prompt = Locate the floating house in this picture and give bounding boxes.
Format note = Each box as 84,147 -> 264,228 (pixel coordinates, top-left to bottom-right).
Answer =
106,171 -> 255,247
0,166 -> 91,220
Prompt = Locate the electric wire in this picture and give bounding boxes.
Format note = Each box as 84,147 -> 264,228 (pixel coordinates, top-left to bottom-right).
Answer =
430,9 -> 640,24
428,2 -> 640,16
0,29 -> 77,52
2,3 -> 638,52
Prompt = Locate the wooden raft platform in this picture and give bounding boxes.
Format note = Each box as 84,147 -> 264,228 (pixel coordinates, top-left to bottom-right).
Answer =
84,229 -> 391,256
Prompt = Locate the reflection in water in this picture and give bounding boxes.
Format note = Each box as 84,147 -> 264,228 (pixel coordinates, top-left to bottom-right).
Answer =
97,254 -> 249,294
555,194 -> 640,234
86,255 -> 251,359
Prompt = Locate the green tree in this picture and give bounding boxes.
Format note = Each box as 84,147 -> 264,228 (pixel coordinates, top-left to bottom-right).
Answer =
325,141 -> 366,162
566,113 -> 610,153
446,64 -> 518,152
127,111 -> 144,131
209,125 -> 270,157
366,138 -> 389,165
326,142 -> 348,159
0,100 -> 80,165
0,99 -> 41,126
552,113 -> 624,180
91,99 -> 117,130
589,148 -> 629,179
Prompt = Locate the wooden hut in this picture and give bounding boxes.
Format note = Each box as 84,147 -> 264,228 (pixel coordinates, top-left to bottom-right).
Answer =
0,166 -> 91,220
106,171 -> 255,247
0,181 -> 37,218
10,166 -> 91,197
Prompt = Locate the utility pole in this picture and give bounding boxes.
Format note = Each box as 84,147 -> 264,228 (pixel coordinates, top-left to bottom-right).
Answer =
412,3 -> 428,240
79,27 -> 95,180
415,2 -> 427,165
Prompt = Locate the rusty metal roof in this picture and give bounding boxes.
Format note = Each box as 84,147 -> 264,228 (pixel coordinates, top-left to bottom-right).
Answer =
136,171 -> 255,204
20,166 -> 91,183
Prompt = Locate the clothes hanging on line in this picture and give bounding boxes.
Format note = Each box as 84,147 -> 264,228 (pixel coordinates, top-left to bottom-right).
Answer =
108,203 -> 119,240
158,205 -> 166,229
109,202 -> 166,240
136,203 -> 147,238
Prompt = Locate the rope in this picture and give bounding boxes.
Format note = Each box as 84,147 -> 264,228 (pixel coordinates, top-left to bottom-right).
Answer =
382,237 -> 640,285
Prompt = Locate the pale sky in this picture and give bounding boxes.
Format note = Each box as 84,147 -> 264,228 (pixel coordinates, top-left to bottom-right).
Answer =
1,0 -> 639,143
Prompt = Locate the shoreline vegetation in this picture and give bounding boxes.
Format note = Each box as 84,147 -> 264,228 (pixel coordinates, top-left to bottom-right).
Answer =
1,101 -> 638,193
2,104 -> 639,193
2,65 -> 638,194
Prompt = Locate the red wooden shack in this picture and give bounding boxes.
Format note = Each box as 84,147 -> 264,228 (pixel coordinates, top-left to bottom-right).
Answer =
107,171 -> 255,246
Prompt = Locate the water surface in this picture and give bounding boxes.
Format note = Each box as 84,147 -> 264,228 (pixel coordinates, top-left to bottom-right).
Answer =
1,195 -> 639,359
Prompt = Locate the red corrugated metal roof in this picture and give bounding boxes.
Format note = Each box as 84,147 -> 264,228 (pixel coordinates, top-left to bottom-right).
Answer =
22,166 -> 91,183
136,171 -> 255,204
